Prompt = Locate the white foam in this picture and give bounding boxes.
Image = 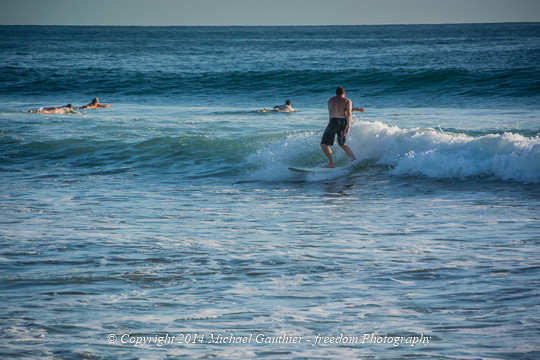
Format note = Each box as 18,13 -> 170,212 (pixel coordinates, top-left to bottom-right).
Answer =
347,121 -> 540,183
246,120 -> 540,183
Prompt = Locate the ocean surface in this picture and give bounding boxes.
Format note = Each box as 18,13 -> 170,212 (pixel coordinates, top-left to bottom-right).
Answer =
1,23 -> 539,359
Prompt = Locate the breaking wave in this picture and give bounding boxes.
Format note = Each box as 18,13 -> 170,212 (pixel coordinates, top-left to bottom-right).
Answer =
248,121 -> 540,184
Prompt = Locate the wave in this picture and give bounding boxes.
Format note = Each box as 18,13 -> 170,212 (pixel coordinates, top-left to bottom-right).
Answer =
0,135 -> 250,175
2,121 -> 539,183
247,121 -> 540,184
0,132 -> 280,179
1,66 -> 538,103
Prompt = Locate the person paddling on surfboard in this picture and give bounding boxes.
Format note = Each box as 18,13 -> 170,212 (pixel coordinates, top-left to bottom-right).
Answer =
273,100 -> 294,112
28,104 -> 79,114
320,87 -> 363,168
76,98 -> 113,110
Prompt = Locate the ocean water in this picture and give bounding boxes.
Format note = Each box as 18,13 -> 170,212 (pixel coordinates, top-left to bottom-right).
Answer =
1,23 -> 539,359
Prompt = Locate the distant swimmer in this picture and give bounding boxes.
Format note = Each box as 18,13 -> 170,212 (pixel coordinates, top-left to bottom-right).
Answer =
273,100 -> 294,112
320,87 -> 364,168
29,104 -> 80,114
77,97 -> 113,110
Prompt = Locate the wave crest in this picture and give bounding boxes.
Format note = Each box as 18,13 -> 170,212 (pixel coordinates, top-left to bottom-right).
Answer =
250,121 -> 540,183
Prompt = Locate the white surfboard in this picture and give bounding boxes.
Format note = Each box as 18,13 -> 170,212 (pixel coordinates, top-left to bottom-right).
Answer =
288,166 -> 338,173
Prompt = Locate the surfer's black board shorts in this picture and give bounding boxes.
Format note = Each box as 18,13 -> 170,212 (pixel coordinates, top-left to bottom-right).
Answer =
321,117 -> 348,146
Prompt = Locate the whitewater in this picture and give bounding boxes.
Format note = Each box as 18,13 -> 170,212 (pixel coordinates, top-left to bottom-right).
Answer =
248,117 -> 540,183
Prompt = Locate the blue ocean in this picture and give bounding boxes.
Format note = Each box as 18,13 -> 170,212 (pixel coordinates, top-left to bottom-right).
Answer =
1,23 -> 539,359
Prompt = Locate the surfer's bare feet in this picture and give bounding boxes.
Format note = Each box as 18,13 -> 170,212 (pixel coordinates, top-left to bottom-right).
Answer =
322,163 -> 336,168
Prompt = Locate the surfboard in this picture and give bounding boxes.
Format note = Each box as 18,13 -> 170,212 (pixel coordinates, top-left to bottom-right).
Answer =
288,166 -> 337,173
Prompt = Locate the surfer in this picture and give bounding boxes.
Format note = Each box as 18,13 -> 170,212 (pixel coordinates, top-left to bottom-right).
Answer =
77,97 -> 113,109
320,87 -> 362,168
29,104 -> 79,114
273,100 -> 294,112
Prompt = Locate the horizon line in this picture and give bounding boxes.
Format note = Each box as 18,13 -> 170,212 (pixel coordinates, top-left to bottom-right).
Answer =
1,21 -> 538,27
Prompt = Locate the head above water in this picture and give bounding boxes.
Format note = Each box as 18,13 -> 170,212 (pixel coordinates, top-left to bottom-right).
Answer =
336,87 -> 345,96
92,98 -> 99,104
286,100 -> 291,106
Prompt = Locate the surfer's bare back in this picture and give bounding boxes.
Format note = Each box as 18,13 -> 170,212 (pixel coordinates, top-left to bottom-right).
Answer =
320,87 -> 363,168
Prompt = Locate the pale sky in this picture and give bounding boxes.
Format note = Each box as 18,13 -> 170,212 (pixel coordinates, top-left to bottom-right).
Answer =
0,0 -> 539,26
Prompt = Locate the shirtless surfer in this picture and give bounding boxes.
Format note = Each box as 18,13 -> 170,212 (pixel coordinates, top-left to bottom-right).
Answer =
77,98 -> 113,109
320,87 -> 364,168
29,104 -> 79,114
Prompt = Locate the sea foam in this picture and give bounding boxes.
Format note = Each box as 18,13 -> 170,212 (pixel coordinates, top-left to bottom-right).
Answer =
348,121 -> 540,183
249,120 -> 540,184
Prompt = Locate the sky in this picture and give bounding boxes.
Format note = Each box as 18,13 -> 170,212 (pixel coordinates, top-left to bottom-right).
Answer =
0,0 -> 539,26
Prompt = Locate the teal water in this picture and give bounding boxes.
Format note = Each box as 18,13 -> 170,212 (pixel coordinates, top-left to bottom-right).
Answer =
1,24 -> 540,359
